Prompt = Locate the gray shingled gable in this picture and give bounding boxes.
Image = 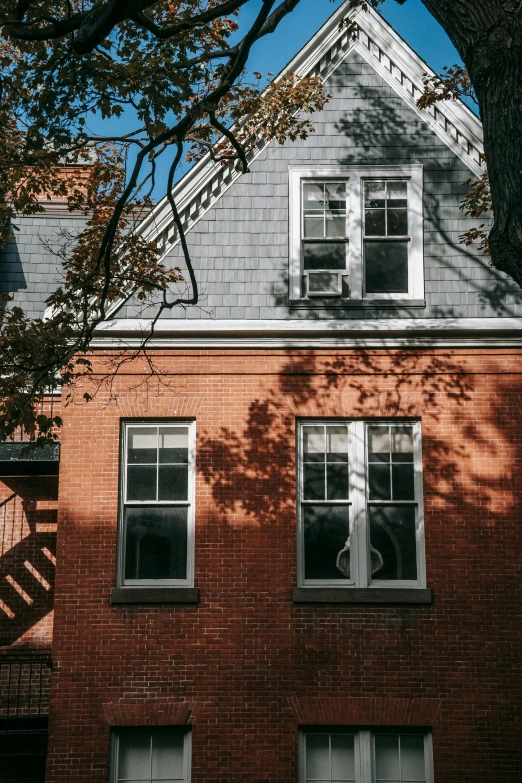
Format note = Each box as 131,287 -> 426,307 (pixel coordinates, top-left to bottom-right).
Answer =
117,48 -> 521,322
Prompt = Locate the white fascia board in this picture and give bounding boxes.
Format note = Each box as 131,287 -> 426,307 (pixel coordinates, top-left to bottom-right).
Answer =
91,314 -> 522,347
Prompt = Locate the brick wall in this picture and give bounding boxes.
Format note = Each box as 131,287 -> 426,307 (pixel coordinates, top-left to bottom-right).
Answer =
45,347 -> 522,782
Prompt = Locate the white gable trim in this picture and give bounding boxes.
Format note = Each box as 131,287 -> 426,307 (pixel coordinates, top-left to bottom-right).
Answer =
100,1 -> 484,321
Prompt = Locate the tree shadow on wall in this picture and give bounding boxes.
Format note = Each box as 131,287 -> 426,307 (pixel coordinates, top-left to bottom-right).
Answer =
197,349 -> 521,576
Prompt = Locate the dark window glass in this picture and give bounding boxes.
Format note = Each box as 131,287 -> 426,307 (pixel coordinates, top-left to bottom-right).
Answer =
388,208 -> 408,236
303,242 -> 346,270
364,240 -> 408,293
304,505 -> 350,580
127,465 -> 157,501
158,465 -> 189,501
124,506 -> 188,581
392,463 -> 415,500
327,463 -> 349,500
369,505 -> 417,581
365,208 -> 386,236
303,463 -> 325,501
368,463 -> 391,500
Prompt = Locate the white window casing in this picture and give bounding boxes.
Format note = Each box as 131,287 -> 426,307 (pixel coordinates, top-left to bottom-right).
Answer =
117,421 -> 196,588
289,165 -> 424,302
297,420 -> 425,589
110,728 -> 191,783
299,729 -> 434,783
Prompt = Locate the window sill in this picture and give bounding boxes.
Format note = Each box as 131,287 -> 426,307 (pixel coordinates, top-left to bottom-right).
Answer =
289,299 -> 426,309
110,587 -> 200,605
292,587 -> 432,604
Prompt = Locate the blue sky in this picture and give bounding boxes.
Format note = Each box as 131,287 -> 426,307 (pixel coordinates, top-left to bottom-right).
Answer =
240,0 -> 461,78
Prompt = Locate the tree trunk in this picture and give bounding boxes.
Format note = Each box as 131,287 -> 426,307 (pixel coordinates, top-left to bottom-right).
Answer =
420,0 -> 522,288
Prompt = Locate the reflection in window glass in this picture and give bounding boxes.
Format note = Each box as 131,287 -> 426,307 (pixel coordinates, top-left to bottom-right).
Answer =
302,181 -> 347,280
375,734 -> 426,783
304,733 -> 355,783
364,179 -> 409,295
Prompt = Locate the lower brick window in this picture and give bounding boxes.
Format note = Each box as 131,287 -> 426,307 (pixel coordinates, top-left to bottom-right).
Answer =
110,728 -> 191,783
301,729 -> 433,783
298,420 -> 426,588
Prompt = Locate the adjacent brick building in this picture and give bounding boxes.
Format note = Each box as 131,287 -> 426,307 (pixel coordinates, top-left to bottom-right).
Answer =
1,3 -> 521,782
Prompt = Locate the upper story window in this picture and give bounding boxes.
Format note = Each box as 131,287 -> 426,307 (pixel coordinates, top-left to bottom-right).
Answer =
297,420 -> 425,589
118,422 -> 195,587
289,165 -> 423,302
111,728 -> 191,783
301,729 -> 433,783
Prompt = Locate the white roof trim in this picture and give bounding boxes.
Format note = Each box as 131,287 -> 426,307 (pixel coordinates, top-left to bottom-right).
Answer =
99,1 -> 484,321
91,317 -> 522,348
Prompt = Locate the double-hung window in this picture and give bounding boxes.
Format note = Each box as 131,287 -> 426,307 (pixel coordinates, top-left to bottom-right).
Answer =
118,422 -> 195,587
111,728 -> 191,783
301,729 -> 433,783
289,165 -> 423,301
298,421 -> 425,588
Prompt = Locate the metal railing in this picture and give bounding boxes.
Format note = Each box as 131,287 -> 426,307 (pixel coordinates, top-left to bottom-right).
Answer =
0,657 -> 51,756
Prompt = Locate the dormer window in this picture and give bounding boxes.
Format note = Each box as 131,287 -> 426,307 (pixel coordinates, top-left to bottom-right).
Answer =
289,165 -> 424,303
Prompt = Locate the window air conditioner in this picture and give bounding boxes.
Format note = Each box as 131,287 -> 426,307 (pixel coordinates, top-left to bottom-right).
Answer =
305,270 -> 343,297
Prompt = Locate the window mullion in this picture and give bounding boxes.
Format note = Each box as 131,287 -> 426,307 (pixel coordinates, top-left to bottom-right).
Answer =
350,422 -> 367,588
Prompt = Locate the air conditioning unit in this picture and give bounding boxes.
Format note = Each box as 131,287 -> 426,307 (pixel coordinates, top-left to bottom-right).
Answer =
305,270 -> 343,297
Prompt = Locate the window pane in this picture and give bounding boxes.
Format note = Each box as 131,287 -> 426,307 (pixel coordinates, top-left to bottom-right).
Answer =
303,463 -> 326,500
331,734 -> 355,781
327,463 -> 349,500
400,735 -> 426,781
304,506 -> 349,580
159,428 -> 189,464
392,427 -> 414,461
364,241 -> 408,294
128,427 -> 157,464
127,466 -> 157,501
365,181 -> 386,208
375,735 -> 400,781
303,242 -> 346,270
304,213 -> 325,238
306,734 -> 330,780
158,465 -> 189,501
118,732 -> 151,780
325,212 -> 346,238
368,426 -> 390,461
391,464 -> 415,500
369,506 -> 417,581
151,733 -> 184,780
368,463 -> 391,500
303,427 -> 325,461
387,180 -> 408,206
124,507 -> 188,581
365,209 -> 386,236
326,426 -> 348,461
325,182 -> 346,210
387,209 -> 408,236
303,182 -> 325,210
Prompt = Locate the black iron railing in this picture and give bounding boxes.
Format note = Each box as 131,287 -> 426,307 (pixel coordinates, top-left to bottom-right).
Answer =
0,657 -> 51,756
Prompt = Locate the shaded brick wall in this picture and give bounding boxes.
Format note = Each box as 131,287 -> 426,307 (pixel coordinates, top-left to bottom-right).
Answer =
46,347 -> 522,782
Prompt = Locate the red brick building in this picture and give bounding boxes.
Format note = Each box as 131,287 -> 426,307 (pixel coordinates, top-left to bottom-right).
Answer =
1,4 -> 522,782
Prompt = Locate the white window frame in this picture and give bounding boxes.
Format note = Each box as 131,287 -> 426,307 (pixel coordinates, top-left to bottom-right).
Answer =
297,420 -> 425,589
117,421 -> 196,588
299,729 -> 434,783
110,728 -> 191,783
289,165 -> 424,301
